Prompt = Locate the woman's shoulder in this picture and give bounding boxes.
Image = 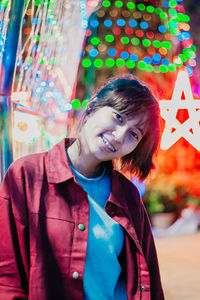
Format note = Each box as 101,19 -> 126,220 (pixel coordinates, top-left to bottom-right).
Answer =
6,151 -> 48,181
114,170 -> 141,197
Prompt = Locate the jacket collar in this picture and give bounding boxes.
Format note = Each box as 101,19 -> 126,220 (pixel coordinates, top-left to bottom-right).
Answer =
47,138 -> 129,209
47,138 -> 75,184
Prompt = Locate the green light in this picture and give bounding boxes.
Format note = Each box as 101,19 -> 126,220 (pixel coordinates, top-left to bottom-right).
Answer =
106,58 -> 115,67
82,59 -> 92,68
94,59 -> 103,68
28,57 -> 32,64
116,58 -> 125,67
71,99 -> 80,109
91,37 -> 100,46
105,34 -> 114,42
153,40 -> 161,48
126,60 -> 135,69
138,4 -> 145,11
102,0 -> 111,7
127,2 -> 136,9
169,8 -> 177,16
138,61 -> 146,70
115,0 -> 123,7
181,14 -> 190,22
153,66 -> 160,73
169,0 -> 177,7
190,45 -> 197,52
160,12 -> 167,19
131,37 -> 140,45
49,57 -> 55,65
183,49 -> 195,59
170,28 -> 179,35
40,57 -> 45,64
168,64 -> 176,72
179,54 -> 187,62
146,6 -> 154,13
145,65 -> 153,72
34,0 -> 42,6
161,41 -> 172,49
41,125 -> 45,137
160,65 -> 168,73
121,37 -> 129,44
187,51 -> 195,59
142,39 -> 151,47
177,13 -> 190,22
155,8 -> 162,15
168,21 -> 177,29
175,62 -> 183,67
3,0 -> 9,6
82,99 -> 89,108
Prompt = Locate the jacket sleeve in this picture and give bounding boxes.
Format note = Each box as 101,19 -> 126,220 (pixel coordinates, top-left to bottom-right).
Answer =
0,167 -> 29,300
140,203 -> 165,300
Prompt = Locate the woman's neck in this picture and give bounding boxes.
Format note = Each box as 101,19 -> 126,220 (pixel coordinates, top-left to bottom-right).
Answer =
67,140 -> 103,178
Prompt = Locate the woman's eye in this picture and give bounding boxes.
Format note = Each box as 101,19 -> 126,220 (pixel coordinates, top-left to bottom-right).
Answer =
130,131 -> 139,140
115,113 -> 123,122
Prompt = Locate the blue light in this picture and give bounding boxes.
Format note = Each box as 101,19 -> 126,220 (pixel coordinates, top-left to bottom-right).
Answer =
153,53 -> 161,61
163,1 -> 169,8
182,31 -> 191,40
158,25 -> 166,33
120,51 -> 129,59
32,45 -> 38,53
89,49 -> 98,57
152,59 -> 160,65
90,20 -> 99,28
129,20 -> 137,27
130,54 -> 138,61
177,31 -> 191,41
162,58 -> 169,65
117,19 -> 125,27
47,18 -> 51,24
104,19 -> 112,27
32,18 -> 39,24
186,65 -> 193,77
140,22 -> 148,29
108,48 -> 117,56
143,56 -> 152,64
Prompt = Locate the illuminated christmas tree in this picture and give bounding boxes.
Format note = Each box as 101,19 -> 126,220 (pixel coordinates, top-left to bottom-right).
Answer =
76,0 -> 197,100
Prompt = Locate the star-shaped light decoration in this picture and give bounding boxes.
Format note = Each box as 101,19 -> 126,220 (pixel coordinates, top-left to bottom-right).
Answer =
159,70 -> 200,151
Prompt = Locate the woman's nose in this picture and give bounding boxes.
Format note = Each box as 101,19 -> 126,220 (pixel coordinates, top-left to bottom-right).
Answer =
113,126 -> 127,144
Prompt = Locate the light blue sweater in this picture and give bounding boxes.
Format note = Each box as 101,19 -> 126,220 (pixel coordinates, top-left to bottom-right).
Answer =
67,155 -> 127,300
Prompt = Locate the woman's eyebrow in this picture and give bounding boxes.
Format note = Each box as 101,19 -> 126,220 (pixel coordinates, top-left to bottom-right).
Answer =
137,127 -> 144,136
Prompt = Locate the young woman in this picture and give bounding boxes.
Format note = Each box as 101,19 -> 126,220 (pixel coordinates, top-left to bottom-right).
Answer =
0,76 -> 164,300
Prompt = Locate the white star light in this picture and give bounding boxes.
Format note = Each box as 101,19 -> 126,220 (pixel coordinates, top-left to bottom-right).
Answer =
159,70 -> 200,150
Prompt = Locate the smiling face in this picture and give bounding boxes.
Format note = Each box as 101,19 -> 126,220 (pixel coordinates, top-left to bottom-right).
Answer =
79,106 -> 146,164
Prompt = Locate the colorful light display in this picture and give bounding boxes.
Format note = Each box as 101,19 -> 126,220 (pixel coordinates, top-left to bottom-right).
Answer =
81,0 -> 197,75
160,70 -> 200,150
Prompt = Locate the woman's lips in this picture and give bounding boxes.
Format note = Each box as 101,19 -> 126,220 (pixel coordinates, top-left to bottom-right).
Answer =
100,134 -> 116,152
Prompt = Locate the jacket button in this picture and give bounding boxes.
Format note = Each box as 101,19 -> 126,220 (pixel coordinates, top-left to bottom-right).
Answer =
72,272 -> 79,279
141,286 -> 146,291
78,224 -> 85,231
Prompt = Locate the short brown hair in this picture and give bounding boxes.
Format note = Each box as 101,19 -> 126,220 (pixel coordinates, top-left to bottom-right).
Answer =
82,75 -> 160,180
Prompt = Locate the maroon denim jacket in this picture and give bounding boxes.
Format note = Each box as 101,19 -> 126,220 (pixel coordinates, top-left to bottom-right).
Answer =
0,139 -> 164,300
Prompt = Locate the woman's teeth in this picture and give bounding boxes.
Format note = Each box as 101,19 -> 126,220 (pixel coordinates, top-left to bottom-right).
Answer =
101,134 -> 116,152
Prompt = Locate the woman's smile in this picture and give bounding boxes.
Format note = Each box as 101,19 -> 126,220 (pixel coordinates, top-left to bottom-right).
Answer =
100,134 -> 116,153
